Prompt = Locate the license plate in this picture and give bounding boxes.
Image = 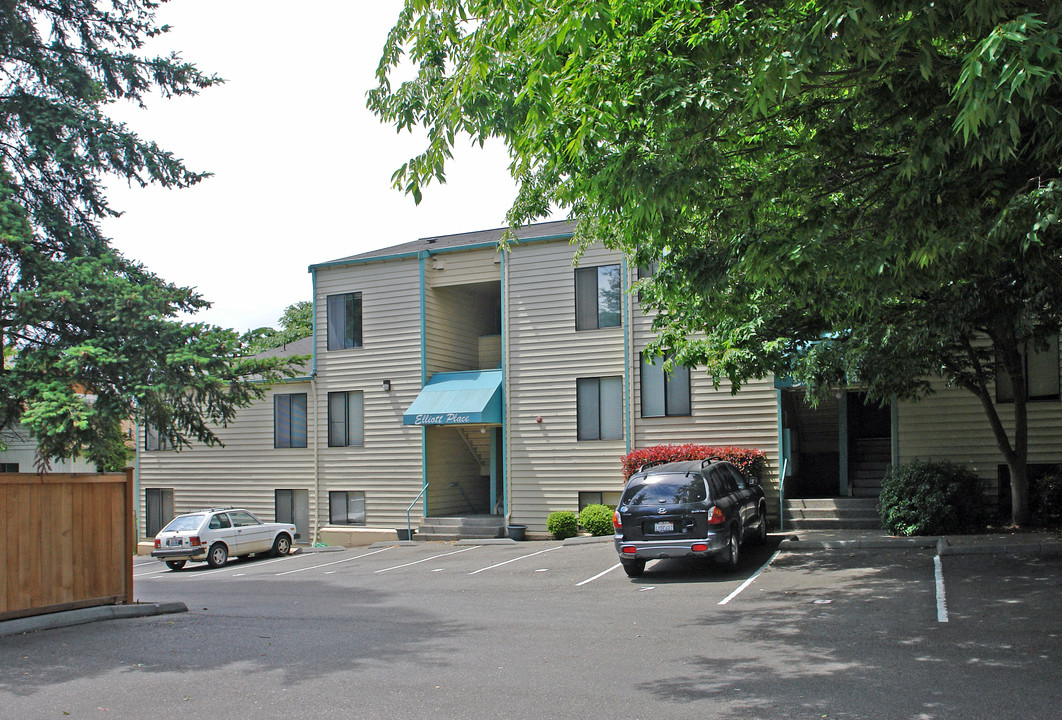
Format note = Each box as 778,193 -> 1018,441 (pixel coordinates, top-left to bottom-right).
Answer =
167,538 -> 182,547
654,521 -> 674,533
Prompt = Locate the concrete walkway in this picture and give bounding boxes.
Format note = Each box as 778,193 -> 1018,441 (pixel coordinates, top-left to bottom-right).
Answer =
0,601 -> 187,639
778,528 -> 1062,555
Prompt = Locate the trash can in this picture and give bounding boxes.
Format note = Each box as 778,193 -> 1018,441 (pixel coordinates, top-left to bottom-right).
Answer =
506,524 -> 527,541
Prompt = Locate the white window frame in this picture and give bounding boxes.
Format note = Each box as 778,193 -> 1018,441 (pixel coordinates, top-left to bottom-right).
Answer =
274,393 -> 308,448
576,376 -> 624,441
575,264 -> 622,330
329,490 -> 366,525
326,292 -> 363,350
640,353 -> 692,417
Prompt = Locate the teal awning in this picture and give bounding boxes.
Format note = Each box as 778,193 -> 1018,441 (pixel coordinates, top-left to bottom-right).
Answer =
403,369 -> 503,426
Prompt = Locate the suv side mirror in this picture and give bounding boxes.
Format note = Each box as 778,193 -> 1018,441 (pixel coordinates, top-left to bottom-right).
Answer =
748,475 -> 760,486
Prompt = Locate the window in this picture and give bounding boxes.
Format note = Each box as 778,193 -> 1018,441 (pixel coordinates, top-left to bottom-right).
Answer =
575,264 -> 622,330
578,491 -> 622,510
0,463 -> 18,473
144,424 -> 169,451
145,488 -> 174,538
327,292 -> 363,350
328,391 -> 364,447
640,353 -> 691,417
997,335 -> 1060,402
577,376 -> 623,441
208,513 -> 232,530
274,393 -> 308,448
229,510 -> 261,527
329,491 -> 366,525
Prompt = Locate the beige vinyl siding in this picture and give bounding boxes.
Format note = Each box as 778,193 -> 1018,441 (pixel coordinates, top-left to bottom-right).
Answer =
137,381 -> 315,538
315,257 -> 425,528
506,241 -> 627,531
898,376 -> 1062,480
427,246 -> 500,287
0,426 -> 99,474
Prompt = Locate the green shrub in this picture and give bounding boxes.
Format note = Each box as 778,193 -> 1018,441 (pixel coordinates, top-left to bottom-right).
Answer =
878,459 -> 986,536
578,504 -> 614,536
546,510 -> 578,540
1031,472 -> 1062,527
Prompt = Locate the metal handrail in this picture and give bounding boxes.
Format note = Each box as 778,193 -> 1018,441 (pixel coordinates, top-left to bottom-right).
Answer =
778,458 -> 789,532
406,484 -> 429,541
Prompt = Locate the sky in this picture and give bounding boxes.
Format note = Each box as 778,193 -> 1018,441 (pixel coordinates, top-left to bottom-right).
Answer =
102,0 -> 549,332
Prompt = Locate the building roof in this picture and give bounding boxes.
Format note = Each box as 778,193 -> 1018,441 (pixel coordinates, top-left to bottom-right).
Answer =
313,219 -> 578,268
251,335 -> 312,379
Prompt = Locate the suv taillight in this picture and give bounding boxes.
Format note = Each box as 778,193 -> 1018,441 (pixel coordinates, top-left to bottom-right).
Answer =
612,510 -> 622,530
190,536 -> 201,546
707,507 -> 726,525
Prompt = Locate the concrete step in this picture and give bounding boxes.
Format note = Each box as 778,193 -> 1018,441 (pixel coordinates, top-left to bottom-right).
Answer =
784,517 -> 883,530
415,515 -> 505,541
784,498 -> 877,510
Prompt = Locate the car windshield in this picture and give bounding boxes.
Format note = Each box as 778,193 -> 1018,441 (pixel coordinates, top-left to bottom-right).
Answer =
161,515 -> 204,532
622,473 -> 707,505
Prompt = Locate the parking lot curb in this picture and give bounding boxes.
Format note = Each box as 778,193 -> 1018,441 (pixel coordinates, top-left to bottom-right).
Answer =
936,538 -> 1062,557
563,535 -> 613,546
0,601 -> 188,638
779,536 -> 938,551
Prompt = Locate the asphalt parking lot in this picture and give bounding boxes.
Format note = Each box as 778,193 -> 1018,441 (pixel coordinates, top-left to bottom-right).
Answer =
2,538 -> 1060,720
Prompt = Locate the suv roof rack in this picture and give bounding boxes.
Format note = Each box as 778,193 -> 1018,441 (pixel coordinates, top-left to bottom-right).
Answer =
636,459 -> 671,473
699,456 -> 724,468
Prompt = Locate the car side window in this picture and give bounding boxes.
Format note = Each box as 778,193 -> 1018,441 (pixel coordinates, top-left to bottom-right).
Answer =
229,510 -> 260,527
708,466 -> 737,496
209,513 -> 232,529
727,464 -> 747,489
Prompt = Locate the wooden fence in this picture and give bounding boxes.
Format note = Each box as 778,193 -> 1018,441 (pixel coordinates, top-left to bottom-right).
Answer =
1,469 -> 134,621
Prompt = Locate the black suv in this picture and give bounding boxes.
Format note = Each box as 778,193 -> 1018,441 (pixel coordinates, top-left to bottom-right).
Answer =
613,458 -> 768,577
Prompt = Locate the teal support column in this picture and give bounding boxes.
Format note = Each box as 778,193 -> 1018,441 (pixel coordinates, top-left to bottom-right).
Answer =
838,393 -> 849,496
489,427 -> 498,515
419,251 -> 429,517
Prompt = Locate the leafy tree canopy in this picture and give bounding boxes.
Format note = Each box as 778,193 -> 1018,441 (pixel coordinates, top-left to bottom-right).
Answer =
241,301 -> 313,354
1,1 -> 296,469
371,0 -> 1062,524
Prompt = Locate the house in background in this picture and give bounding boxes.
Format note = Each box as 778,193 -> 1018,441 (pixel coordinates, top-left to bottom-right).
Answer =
135,220 -> 1062,541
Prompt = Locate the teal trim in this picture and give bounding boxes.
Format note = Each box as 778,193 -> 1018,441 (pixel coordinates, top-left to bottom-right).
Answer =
891,399 -> 900,470
419,252 -> 428,515
489,427 -> 498,515
776,389 -> 784,531
500,249 -> 508,517
774,376 -> 798,389
622,259 -> 631,454
838,393 -> 849,496
310,268 -> 318,376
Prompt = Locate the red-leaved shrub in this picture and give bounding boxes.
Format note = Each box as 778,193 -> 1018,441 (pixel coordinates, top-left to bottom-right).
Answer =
620,444 -> 769,481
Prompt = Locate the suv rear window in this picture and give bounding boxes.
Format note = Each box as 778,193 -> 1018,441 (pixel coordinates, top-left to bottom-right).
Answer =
621,473 -> 708,505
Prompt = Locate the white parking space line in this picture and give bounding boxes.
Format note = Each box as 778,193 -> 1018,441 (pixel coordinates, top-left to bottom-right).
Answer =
576,563 -> 620,587
718,549 -> 781,605
274,546 -> 394,576
468,545 -> 562,575
934,555 -> 949,622
375,546 -> 478,573
132,566 -> 171,578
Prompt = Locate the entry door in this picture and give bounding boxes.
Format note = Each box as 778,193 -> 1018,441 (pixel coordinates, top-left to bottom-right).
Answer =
275,489 -> 308,542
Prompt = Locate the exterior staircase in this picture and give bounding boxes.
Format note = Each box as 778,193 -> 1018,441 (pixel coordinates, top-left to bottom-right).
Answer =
456,427 -> 493,475
851,437 -> 891,497
415,514 -> 505,541
781,497 -> 881,530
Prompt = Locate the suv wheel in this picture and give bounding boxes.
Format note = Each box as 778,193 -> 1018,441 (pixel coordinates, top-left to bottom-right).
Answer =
752,504 -> 769,545
622,559 -> 646,578
721,527 -> 740,570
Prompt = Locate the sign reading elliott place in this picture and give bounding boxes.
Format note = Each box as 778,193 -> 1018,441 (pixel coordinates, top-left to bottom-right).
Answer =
413,413 -> 474,425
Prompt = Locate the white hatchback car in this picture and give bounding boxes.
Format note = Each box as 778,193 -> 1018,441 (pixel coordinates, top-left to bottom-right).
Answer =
151,508 -> 298,570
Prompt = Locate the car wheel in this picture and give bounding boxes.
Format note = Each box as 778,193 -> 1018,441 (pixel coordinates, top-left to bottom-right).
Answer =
207,542 -> 229,568
622,559 -> 646,578
165,560 -> 186,571
752,504 -> 769,545
721,526 -> 741,570
271,533 -> 291,557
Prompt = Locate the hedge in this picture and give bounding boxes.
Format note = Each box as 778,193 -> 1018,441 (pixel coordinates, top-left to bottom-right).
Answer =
621,444 -> 769,481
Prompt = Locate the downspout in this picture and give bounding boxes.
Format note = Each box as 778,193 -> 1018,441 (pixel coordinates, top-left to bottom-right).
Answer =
310,266 -> 320,546
134,419 -> 141,541
891,399 -> 900,470
419,251 -> 429,518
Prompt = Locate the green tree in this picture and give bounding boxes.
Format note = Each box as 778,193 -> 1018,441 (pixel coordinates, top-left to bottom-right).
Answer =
242,301 -> 313,353
370,1 -> 1062,525
0,1 -> 295,469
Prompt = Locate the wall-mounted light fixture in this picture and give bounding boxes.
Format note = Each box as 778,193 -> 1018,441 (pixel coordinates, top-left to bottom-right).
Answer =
382,379 -> 392,392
